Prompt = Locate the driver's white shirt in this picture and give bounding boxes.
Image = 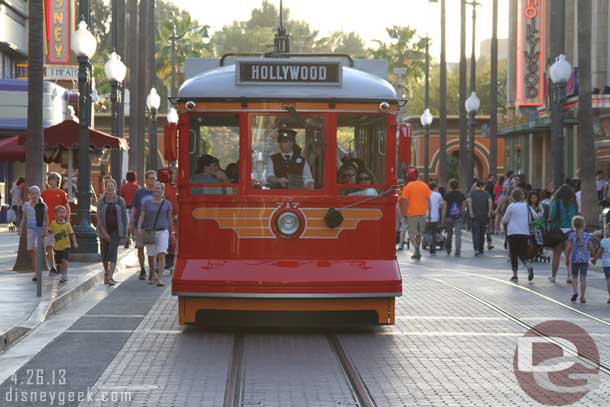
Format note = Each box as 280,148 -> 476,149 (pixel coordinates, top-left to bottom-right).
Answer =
266,152 -> 314,185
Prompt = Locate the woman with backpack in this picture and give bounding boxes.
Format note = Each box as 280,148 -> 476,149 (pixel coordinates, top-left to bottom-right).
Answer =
441,179 -> 466,257
548,184 -> 579,284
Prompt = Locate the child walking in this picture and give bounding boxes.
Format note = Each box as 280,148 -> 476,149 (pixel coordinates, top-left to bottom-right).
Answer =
594,223 -> 610,304
19,186 -> 48,282
48,205 -> 78,283
566,216 -> 596,303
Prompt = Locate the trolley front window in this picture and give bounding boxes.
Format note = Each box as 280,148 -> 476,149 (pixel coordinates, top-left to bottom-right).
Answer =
250,114 -> 325,191
336,114 -> 386,196
189,114 -> 240,195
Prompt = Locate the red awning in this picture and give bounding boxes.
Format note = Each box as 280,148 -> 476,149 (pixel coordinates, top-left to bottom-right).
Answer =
17,119 -> 128,150
0,136 -> 25,162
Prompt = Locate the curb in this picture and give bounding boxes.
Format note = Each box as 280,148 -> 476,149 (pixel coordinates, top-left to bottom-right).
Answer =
0,248 -> 136,353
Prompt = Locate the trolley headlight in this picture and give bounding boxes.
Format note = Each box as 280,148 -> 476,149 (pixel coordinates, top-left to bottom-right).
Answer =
276,211 -> 300,237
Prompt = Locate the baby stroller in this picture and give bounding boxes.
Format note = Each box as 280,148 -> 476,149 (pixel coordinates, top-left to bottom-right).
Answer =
422,222 -> 445,252
529,218 -> 551,263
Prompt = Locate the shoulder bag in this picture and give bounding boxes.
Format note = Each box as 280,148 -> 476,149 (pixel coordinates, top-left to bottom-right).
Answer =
143,200 -> 165,244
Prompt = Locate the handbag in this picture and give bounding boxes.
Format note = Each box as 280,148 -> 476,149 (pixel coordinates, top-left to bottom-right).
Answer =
543,200 -> 567,248
143,200 -> 165,244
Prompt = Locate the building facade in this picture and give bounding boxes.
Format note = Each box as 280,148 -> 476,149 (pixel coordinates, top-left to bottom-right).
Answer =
406,115 -> 506,182
500,0 -> 610,189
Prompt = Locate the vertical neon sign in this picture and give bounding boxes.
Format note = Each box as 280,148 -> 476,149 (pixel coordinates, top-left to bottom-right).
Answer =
516,0 -> 545,106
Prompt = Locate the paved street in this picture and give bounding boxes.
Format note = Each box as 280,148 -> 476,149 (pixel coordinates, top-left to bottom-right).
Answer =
0,235 -> 609,407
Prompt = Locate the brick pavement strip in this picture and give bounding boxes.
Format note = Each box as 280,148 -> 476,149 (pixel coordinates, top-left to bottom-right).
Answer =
0,230 -> 137,353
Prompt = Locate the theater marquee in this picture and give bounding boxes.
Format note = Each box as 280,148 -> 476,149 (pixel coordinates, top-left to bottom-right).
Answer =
516,0 -> 545,106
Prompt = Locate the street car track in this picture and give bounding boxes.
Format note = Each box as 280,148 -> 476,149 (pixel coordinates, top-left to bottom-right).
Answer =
224,332 -> 376,407
401,261 -> 610,329
426,276 -> 610,377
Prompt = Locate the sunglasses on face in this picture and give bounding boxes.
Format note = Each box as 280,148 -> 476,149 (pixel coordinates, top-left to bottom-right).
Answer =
342,172 -> 356,178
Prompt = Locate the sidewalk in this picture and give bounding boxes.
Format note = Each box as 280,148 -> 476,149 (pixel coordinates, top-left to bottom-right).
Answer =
0,226 -> 137,352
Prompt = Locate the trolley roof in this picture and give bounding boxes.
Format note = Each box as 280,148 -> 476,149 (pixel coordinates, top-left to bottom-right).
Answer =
178,58 -> 398,102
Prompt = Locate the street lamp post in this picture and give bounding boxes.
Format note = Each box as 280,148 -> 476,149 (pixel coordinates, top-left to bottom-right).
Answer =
170,24 -> 210,97
104,51 -> 127,183
71,19 -> 98,256
466,0 -> 480,189
465,91 -> 480,189
146,88 -> 161,170
550,54 -> 572,190
420,108 -> 433,183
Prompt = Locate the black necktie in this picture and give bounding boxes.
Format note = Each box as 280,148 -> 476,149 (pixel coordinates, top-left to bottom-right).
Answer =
284,155 -> 290,162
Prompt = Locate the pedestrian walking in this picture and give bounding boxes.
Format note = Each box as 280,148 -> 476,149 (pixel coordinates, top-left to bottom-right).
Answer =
9,177 -> 25,227
548,184 -> 579,284
400,168 -> 431,260
493,175 -> 506,235
594,223 -> 610,304
467,180 -> 492,256
502,188 -> 534,283
596,171 -> 606,201
566,216 -> 595,303
48,205 -> 78,283
164,168 -> 179,269
120,171 -> 138,248
41,172 -> 70,276
137,182 -> 175,286
97,178 -> 128,286
19,186 -> 48,282
441,179 -> 466,257
425,182 -> 443,254
129,170 -> 156,281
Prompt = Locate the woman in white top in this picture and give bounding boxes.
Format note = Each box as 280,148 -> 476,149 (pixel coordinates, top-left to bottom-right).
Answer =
502,188 -> 533,283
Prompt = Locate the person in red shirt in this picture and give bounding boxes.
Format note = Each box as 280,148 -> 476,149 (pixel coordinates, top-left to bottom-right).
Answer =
41,172 -> 70,275
164,168 -> 179,269
120,171 -> 139,248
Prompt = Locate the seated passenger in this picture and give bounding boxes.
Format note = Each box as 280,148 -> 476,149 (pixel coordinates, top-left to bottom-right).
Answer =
266,129 -> 314,189
348,169 -> 379,197
191,154 -> 228,195
337,164 -> 357,184
225,162 -> 239,184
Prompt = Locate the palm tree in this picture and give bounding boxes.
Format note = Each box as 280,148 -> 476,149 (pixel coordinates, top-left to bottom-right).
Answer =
14,0 -> 45,271
578,0 -> 595,226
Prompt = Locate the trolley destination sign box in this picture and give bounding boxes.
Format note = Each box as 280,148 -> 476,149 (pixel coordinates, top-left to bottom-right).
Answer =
236,59 -> 342,86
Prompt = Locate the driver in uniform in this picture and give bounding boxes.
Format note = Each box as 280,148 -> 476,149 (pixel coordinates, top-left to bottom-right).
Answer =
266,129 -> 314,189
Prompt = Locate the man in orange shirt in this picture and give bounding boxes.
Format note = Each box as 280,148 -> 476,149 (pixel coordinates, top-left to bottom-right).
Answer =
41,172 -> 70,274
401,168 -> 431,260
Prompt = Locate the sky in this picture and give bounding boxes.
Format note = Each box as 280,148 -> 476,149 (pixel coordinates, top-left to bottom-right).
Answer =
170,0 -> 510,63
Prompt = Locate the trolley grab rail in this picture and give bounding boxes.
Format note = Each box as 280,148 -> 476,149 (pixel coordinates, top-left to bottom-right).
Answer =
220,52 -> 355,67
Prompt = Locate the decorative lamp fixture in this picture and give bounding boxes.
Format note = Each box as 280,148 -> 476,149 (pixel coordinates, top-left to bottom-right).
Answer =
167,107 -> 179,124
420,108 -> 433,127
389,28 -> 399,46
549,54 -> 572,84
465,91 -> 481,114
146,88 -> 161,111
104,52 -> 127,83
202,26 -> 211,45
70,20 -> 97,59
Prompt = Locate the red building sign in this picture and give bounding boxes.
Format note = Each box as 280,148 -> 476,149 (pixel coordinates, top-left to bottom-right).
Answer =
45,0 -> 76,65
516,0 -> 545,106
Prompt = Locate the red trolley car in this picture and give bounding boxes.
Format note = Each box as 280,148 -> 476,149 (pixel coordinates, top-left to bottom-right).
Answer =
162,53 -> 407,325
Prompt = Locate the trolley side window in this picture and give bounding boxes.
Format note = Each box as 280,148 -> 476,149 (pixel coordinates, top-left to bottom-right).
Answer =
189,114 -> 240,195
336,114 -> 386,196
250,114 -> 325,190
